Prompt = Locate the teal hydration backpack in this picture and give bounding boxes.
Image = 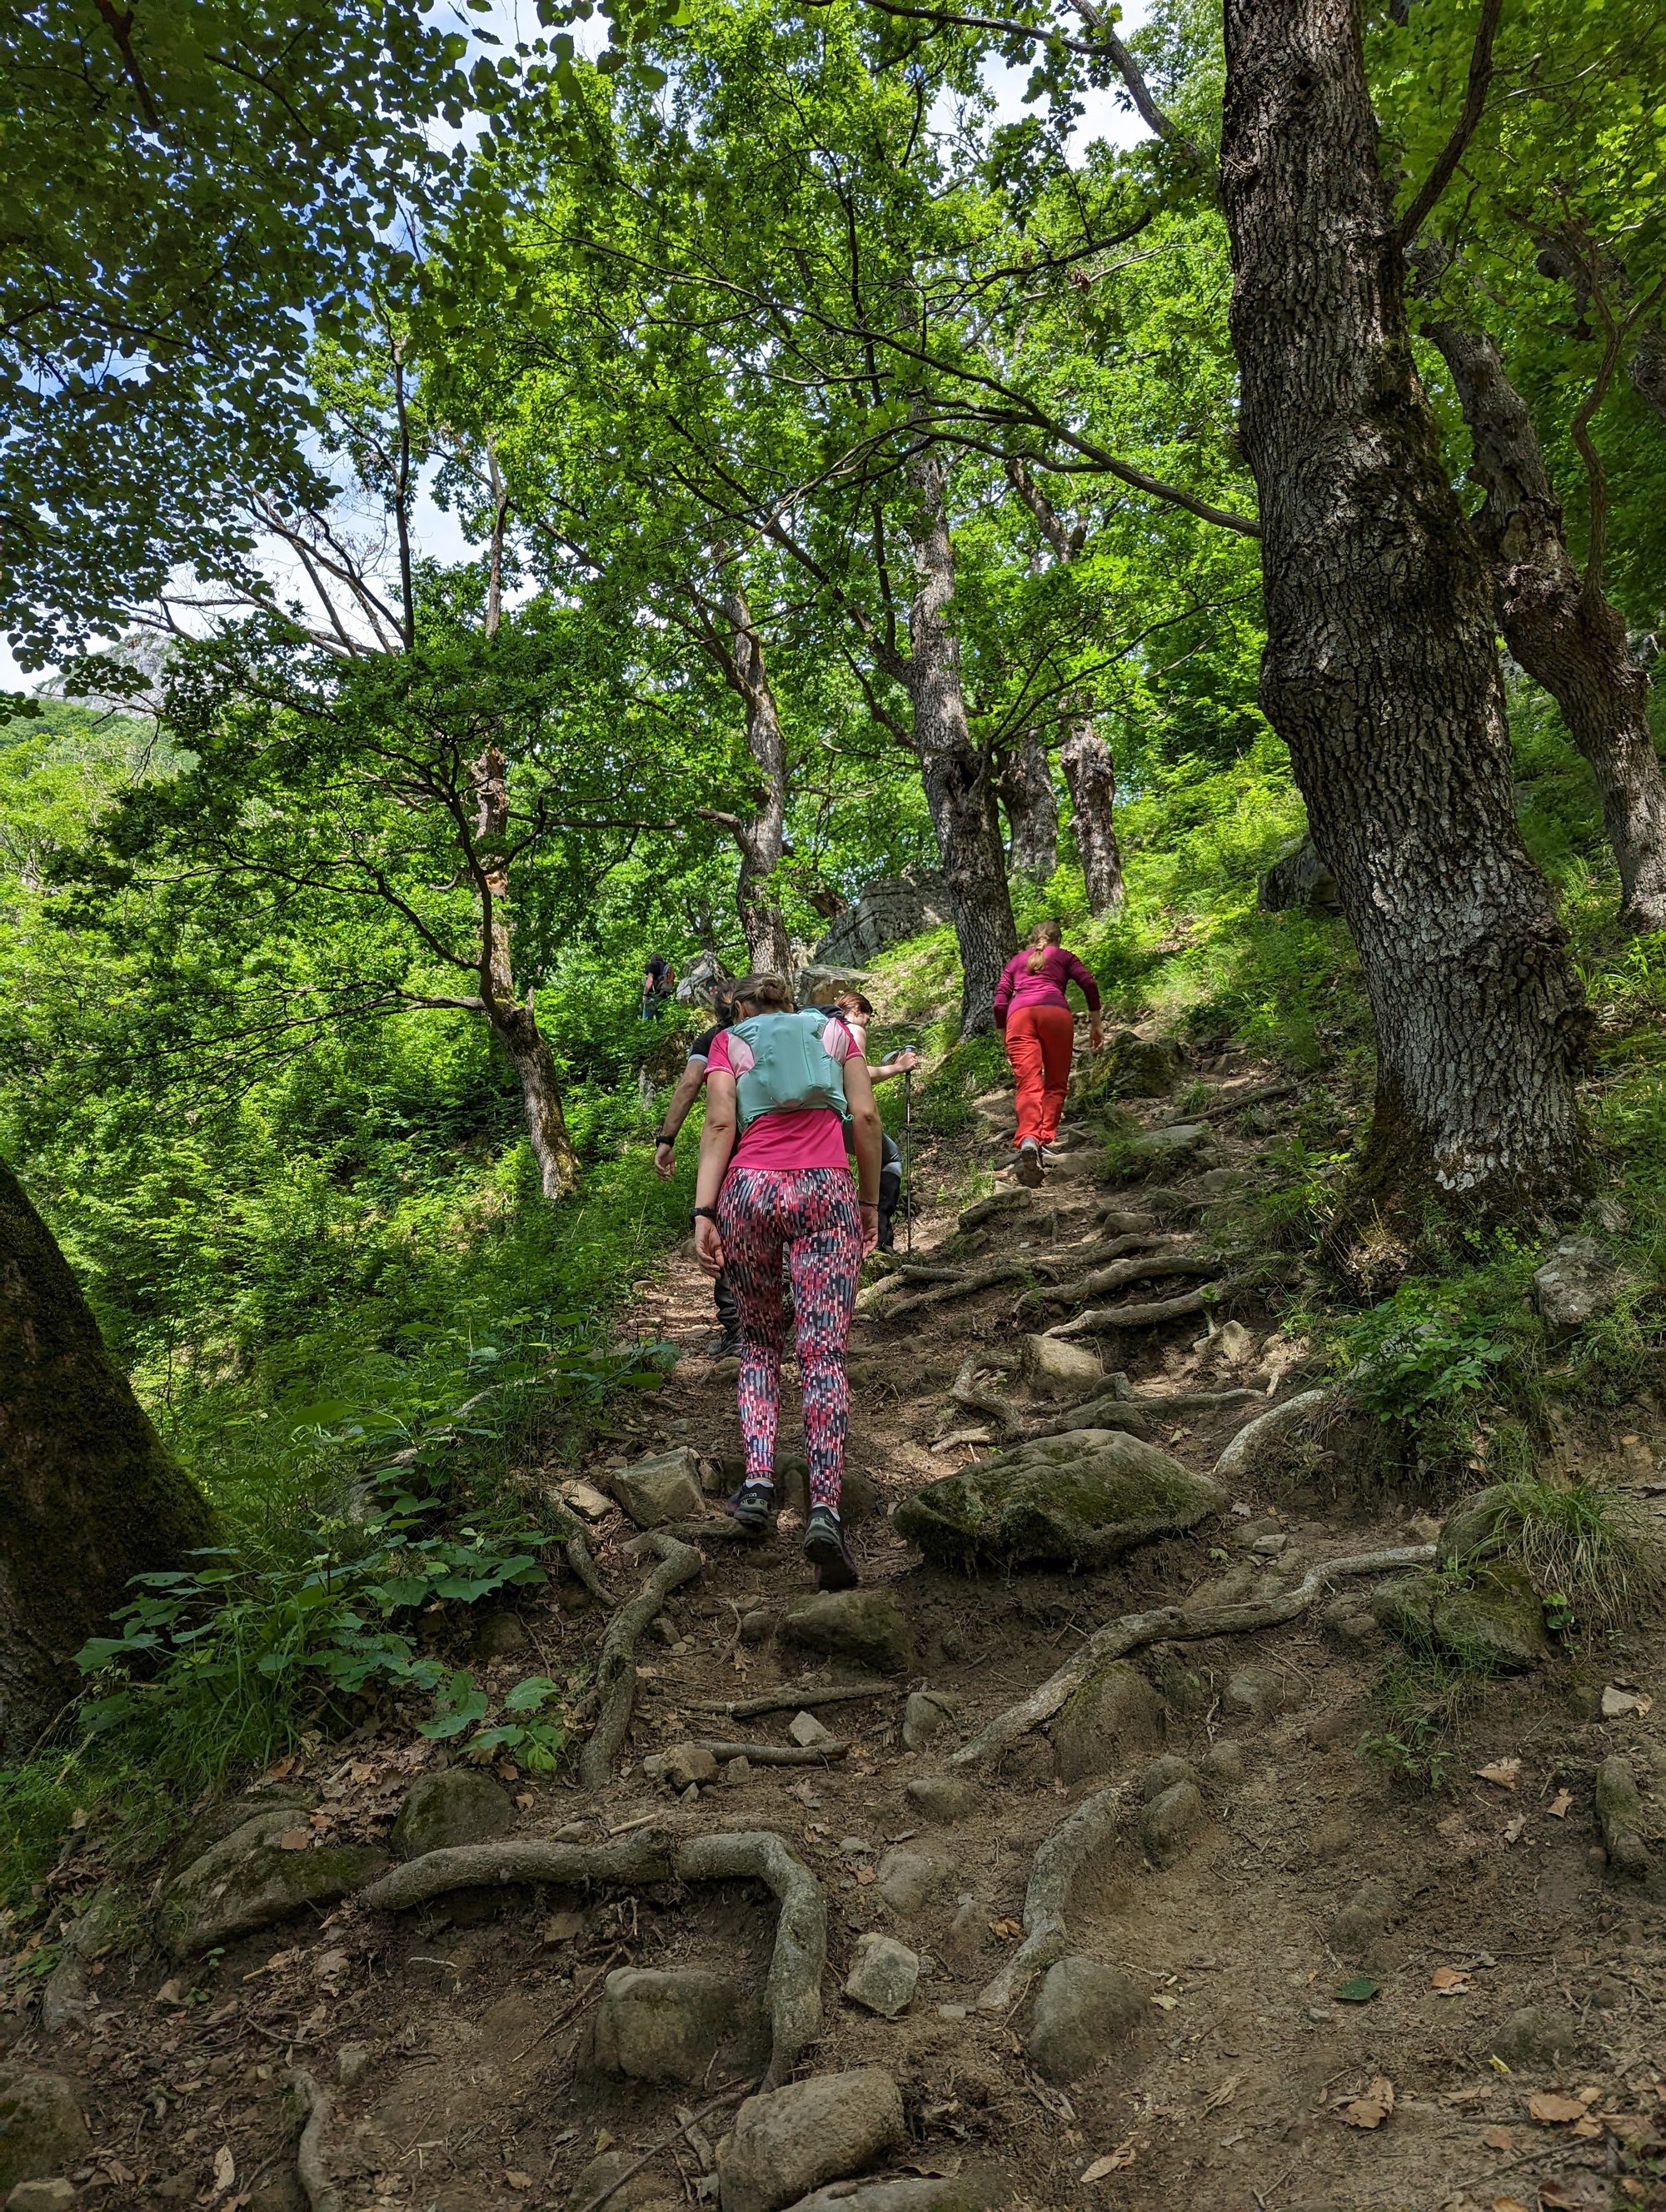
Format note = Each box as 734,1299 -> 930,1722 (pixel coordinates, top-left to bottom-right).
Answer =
728,1009 -> 850,1130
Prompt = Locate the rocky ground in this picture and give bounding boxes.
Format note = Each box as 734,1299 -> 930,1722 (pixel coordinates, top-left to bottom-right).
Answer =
12,1030 -> 1666,2212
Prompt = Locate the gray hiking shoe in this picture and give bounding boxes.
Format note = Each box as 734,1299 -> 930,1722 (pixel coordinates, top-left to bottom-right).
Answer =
803,1506 -> 859,1591
1016,1138 -> 1045,1187
726,1479 -> 775,1536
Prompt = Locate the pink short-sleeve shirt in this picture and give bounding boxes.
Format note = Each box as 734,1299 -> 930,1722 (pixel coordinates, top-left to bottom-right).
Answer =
706,1017 -> 861,1175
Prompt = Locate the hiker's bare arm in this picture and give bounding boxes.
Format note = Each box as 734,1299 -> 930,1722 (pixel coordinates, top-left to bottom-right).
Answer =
654,1055 -> 708,1177
693,1072 -> 737,1273
870,1049 -> 920,1083
843,1058 -> 883,1253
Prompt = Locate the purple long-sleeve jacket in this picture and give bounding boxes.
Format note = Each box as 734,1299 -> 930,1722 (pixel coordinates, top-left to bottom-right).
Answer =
993,944 -> 1101,1029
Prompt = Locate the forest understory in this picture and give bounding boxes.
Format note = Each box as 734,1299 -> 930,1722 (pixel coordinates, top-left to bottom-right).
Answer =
17,997 -> 1666,2212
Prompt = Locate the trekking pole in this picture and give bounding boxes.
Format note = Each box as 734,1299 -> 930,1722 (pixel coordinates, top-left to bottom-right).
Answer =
903,1064 -> 915,1253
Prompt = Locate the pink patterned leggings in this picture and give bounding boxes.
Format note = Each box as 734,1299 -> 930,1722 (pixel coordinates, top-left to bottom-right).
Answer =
717,1167 -> 861,1512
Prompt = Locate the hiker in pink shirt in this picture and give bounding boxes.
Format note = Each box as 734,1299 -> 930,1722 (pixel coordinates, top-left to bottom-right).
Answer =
993,919 -> 1104,1184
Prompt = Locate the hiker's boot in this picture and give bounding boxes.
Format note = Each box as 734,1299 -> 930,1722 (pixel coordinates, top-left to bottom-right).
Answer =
1016,1137 -> 1045,1188
803,1504 -> 859,1590
726,1479 -> 776,1536
713,1325 -> 743,1360
876,1205 -> 895,1253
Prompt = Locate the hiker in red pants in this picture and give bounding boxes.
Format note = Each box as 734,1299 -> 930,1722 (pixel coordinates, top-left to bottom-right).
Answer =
994,919 -> 1104,1185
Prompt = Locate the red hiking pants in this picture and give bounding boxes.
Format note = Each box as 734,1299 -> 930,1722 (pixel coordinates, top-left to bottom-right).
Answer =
1005,1004 -> 1075,1145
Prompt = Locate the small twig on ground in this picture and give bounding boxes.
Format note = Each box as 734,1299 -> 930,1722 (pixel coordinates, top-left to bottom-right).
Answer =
579,1532 -> 703,1790
949,1544 -> 1435,1769
571,2080 -> 756,2212
287,2069 -> 343,2212
685,1685 -> 900,1719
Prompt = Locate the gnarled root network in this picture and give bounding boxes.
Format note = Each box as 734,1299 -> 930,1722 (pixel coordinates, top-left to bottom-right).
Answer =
579,1530 -> 702,1790
977,1783 -> 1135,2013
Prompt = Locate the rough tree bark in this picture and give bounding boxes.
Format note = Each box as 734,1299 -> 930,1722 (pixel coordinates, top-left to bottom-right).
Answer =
999,735 -> 1060,882
1219,0 -> 1588,1218
1428,321 -> 1666,932
470,744 -> 581,1201
716,585 -> 793,973
0,1158 -> 216,1754
901,447 -> 1019,1034
1060,714 -> 1126,914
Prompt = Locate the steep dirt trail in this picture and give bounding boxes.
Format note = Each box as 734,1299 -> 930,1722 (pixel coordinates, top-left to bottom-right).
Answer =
32,1034 -> 1666,2212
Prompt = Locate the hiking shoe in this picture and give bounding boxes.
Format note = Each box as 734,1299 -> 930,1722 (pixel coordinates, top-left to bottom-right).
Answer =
726,1479 -> 775,1535
1016,1138 -> 1045,1187
713,1328 -> 743,1361
803,1505 -> 859,1590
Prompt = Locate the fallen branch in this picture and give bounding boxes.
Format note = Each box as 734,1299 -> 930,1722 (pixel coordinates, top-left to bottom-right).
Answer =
564,1531 -> 616,1608
571,2080 -> 756,2212
685,1684 -> 900,1719
976,1784 -> 1135,2013
362,1830 -> 825,2085
1045,1286 -> 1215,1338
1019,1251 -> 1215,1315
580,1532 -> 703,1790
692,1740 -> 849,1765
287,2069 -> 343,2212
948,1544 -> 1436,1770
1174,1079 -> 1294,1123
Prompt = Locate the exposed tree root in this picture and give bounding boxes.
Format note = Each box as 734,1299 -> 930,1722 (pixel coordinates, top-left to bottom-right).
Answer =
564,1531 -> 616,1608
948,1544 -> 1436,1770
1045,1286 -> 1216,1338
976,1784 -> 1135,2012
882,1260 -> 1039,1318
1212,1388 -> 1332,1483
691,1739 -> 848,1764
686,1684 -> 900,1719
1177,1079 -> 1296,1123
361,1828 -> 826,2085
945,1358 -> 1153,1444
580,1532 -> 702,1790
287,2068 -> 343,2212
1018,1250 -> 1215,1315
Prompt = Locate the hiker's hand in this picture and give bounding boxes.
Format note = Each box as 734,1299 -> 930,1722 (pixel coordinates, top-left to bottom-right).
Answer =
891,1049 -> 920,1073
654,1139 -> 676,1180
859,1202 -> 879,1255
695,1218 -> 726,1274
1088,1019 -> 1105,1054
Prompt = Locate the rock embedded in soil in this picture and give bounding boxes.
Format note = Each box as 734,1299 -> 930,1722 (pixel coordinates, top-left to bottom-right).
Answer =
875,1848 -> 955,1917
567,2151 -> 676,2212
1223,1665 -> 1300,1725
611,1446 -> 706,1527
0,2070 -> 90,2195
7,2183 -> 77,2212
892,1430 -> 1224,1572
1025,1955 -> 1146,2084
716,2067 -> 905,2212
1211,1388 -> 1330,1486
586,1965 -> 741,2084
782,2180 -> 992,2212
646,1742 -> 721,1790
1595,1755 -> 1651,1879
1198,1740 -> 1246,1791
1371,1563 -> 1551,1671
40,1884 -> 122,2035
1096,1030 -> 1182,1099
783,1589 -> 914,1675
391,1768 -> 514,1860
789,1711 -> 838,1749
1489,2002 -> 1580,2067
1328,1877 -> 1395,1963
1022,1333 -> 1103,1397
1533,1234 -> 1629,1334
1127,1122 -> 1210,1165
941,1895 -> 990,1968
1140,1753 -> 1199,1801
156,1811 -> 386,1958
905,1776 -> 980,1825
1141,1779 -> 1206,1866
1052,1660 -> 1167,1784
843,1931 -> 920,2018
901,1690 -> 958,1751
779,1456 -> 879,1526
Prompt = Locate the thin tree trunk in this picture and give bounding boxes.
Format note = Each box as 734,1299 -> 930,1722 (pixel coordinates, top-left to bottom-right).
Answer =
1220,0 -> 1587,1220
999,736 -> 1059,883
721,586 -> 794,973
0,1158 -> 216,1754
902,448 -> 1019,1036
1428,321 -> 1666,932
471,745 -> 580,1200
1060,712 -> 1125,915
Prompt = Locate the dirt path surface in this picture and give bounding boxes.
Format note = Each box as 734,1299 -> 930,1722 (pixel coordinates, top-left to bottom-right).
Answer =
27,1041 -> 1666,2212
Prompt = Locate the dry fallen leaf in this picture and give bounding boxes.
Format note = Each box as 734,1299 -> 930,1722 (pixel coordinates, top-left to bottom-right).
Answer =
1474,1759 -> 1521,1791
505,2175 -> 533,2192
1080,2141 -> 1138,2183
1547,1789 -> 1574,1818
1528,2091 -> 1589,2125
989,1917 -> 1023,1941
1200,2073 -> 1244,2115
1482,2125 -> 1514,2150
1492,2198 -> 1531,2212
1601,1685 -> 1653,1719
211,2145 -> 236,2196
276,1827 -> 311,1851
1430,1965 -> 1472,1995
852,1866 -> 876,1886
1441,2085 -> 1490,2107
1340,2076 -> 1395,2130
1502,1812 -> 1528,1845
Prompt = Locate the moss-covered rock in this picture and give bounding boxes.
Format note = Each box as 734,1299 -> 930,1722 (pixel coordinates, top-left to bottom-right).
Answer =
1051,1659 -> 1166,1782
157,1810 -> 387,1957
783,1588 -> 914,1674
0,2066 -> 90,2192
391,1768 -> 514,1861
892,1431 -> 1225,1572
1371,1562 -> 1550,1671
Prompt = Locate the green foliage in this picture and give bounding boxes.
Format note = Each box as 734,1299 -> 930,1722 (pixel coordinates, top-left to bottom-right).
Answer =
1492,1473 -> 1666,1631
1343,1278 -> 1529,1425
1359,1646 -> 1492,1795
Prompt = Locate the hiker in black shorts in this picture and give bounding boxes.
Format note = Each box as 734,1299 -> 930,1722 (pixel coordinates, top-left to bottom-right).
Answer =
831,989 -> 918,1252
653,988 -> 741,1355
641,954 -> 676,1020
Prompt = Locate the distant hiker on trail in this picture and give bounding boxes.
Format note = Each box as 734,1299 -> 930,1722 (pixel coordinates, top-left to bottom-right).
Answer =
692,973 -> 882,1590
831,987 -> 917,1253
994,919 -> 1103,1186
641,954 -> 676,1019
653,985 -> 742,1358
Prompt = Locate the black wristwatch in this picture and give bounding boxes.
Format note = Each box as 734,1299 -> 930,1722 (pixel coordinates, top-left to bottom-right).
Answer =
693,1204 -> 719,1223
654,1132 -> 675,1148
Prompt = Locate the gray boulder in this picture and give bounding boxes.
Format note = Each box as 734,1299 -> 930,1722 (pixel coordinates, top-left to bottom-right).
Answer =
157,1811 -> 386,1958
611,1447 -> 705,1528
901,1691 -> 957,1751
1435,1486 -> 1514,1570
1140,1754 -> 1199,1801
1025,1955 -> 1145,2084
1259,834 -> 1340,914
1021,1334 -> 1103,1398
717,2068 -> 905,2212
41,1885 -> 122,2035
1127,1122 -> 1210,1165
1141,1780 -> 1206,1866
905,1776 -> 980,1826
892,1430 -> 1224,1572
1052,1659 -> 1167,1783
1533,1234 -> 1629,1334
813,869 -> 952,965
1596,1755 -> 1651,1880
1094,1031 -> 1182,1100
0,2070 -> 90,2195
1372,1563 -> 1550,1671
586,1967 -> 740,2084
391,1768 -> 514,1861
843,1932 -> 920,2019
7,2183 -> 77,2212
783,1589 -> 914,1675
875,1849 -> 955,1917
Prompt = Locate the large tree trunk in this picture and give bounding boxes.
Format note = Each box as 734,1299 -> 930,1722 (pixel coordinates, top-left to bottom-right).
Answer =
1428,321 -> 1666,932
0,1158 -> 216,1755
999,736 -> 1060,882
1220,0 -> 1587,1220
1060,712 -> 1125,915
903,449 -> 1019,1035
721,587 -> 794,973
471,745 -> 580,1200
